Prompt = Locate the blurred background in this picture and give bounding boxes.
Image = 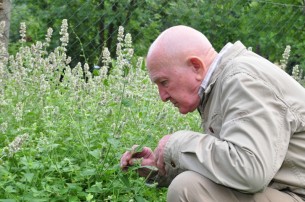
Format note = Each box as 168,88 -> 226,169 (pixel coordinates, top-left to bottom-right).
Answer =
1,0 -> 305,74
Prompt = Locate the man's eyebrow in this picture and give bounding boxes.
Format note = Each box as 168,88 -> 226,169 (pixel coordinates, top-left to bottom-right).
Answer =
150,75 -> 159,83
151,76 -> 165,83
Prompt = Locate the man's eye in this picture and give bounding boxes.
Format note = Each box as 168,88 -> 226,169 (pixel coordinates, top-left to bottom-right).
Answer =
160,80 -> 168,86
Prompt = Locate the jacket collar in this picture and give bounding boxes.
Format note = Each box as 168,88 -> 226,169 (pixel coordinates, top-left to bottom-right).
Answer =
198,41 -> 247,112
205,41 -> 246,94
198,42 -> 233,98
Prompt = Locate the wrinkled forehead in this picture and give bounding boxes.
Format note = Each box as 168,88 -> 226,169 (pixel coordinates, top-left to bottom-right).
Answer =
146,45 -> 185,72
146,44 -> 169,68
146,59 -> 167,83
147,60 -> 185,84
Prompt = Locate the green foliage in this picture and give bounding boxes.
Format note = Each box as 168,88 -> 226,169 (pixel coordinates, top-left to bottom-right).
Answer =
0,20 -> 201,201
9,0 -> 165,68
4,2 -> 305,199
9,0 -> 305,74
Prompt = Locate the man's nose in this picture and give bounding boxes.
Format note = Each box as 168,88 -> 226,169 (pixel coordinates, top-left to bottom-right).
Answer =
158,87 -> 170,102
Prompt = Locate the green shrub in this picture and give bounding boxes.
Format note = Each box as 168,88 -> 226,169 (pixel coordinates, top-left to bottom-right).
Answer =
0,20 -> 200,201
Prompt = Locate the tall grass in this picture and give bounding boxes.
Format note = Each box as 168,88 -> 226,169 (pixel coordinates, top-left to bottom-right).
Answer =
0,20 -> 200,201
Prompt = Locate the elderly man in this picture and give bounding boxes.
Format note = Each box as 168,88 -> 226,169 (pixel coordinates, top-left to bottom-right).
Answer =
120,25 -> 305,201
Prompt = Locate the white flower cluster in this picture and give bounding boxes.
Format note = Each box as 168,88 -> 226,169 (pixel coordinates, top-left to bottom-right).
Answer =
19,22 -> 27,43
279,45 -> 291,71
0,21 -> 7,58
60,19 -> 69,49
44,27 -> 53,47
101,47 -> 110,78
0,122 -> 8,133
13,102 -> 24,122
292,65 -> 300,81
278,45 -> 304,84
110,26 -> 136,80
2,133 -> 29,157
0,21 -> 8,85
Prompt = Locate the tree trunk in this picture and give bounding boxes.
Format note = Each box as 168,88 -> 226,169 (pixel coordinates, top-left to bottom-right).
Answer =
125,0 -> 137,26
0,0 -> 11,51
107,1 -> 118,57
98,0 -> 105,67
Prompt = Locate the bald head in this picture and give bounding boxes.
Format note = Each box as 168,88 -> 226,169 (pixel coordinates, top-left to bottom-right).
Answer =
146,25 -> 217,71
146,26 -> 218,114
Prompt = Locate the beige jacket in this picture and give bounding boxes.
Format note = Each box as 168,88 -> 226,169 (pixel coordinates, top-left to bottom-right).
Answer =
158,41 -> 305,198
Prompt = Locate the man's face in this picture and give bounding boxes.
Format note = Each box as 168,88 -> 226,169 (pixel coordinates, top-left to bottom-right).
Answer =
148,62 -> 201,114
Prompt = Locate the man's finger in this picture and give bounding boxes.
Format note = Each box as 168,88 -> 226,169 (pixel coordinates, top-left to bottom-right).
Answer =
120,151 -> 133,168
132,146 -> 153,158
142,157 -> 155,166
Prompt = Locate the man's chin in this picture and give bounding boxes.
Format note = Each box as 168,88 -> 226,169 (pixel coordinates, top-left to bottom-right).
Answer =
178,108 -> 190,115
178,107 -> 196,114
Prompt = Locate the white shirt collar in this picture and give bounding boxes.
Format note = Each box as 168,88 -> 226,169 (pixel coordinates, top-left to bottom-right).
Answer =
198,42 -> 233,95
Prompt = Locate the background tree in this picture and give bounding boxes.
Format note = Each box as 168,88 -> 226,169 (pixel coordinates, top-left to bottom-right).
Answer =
8,0 -> 305,74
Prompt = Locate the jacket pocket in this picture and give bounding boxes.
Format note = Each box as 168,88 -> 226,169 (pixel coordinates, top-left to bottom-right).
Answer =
207,113 -> 222,137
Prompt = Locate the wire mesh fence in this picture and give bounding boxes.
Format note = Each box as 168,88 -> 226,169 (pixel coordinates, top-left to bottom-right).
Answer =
3,0 -> 305,72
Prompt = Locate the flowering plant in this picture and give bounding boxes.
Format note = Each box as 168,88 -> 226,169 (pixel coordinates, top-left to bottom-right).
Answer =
0,20 -> 200,201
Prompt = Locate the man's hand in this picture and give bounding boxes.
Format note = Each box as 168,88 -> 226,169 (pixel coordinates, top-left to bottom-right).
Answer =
120,134 -> 171,177
120,145 -> 156,177
154,135 -> 171,176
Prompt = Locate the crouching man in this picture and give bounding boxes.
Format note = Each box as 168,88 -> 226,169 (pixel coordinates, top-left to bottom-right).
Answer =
121,25 -> 305,202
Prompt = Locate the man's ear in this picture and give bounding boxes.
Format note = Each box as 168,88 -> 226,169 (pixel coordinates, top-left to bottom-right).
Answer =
188,57 -> 206,81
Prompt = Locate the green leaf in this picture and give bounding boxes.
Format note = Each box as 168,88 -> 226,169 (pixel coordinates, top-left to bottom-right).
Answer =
135,196 -> 147,202
80,169 -> 96,177
120,174 -> 130,187
68,196 -> 81,202
92,69 -> 100,76
66,183 -> 83,191
24,173 -> 35,183
88,149 -> 101,160
86,182 -> 103,193
5,186 -> 17,193
103,79 -> 109,87
86,193 -> 94,201
121,98 -> 132,107
107,137 -> 120,148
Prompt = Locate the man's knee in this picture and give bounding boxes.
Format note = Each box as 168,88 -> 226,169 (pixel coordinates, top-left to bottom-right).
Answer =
167,171 -> 304,202
168,171 -> 192,195
167,171 -> 215,202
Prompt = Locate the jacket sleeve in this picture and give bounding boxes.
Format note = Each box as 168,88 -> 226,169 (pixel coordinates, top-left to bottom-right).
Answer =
161,71 -> 291,193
